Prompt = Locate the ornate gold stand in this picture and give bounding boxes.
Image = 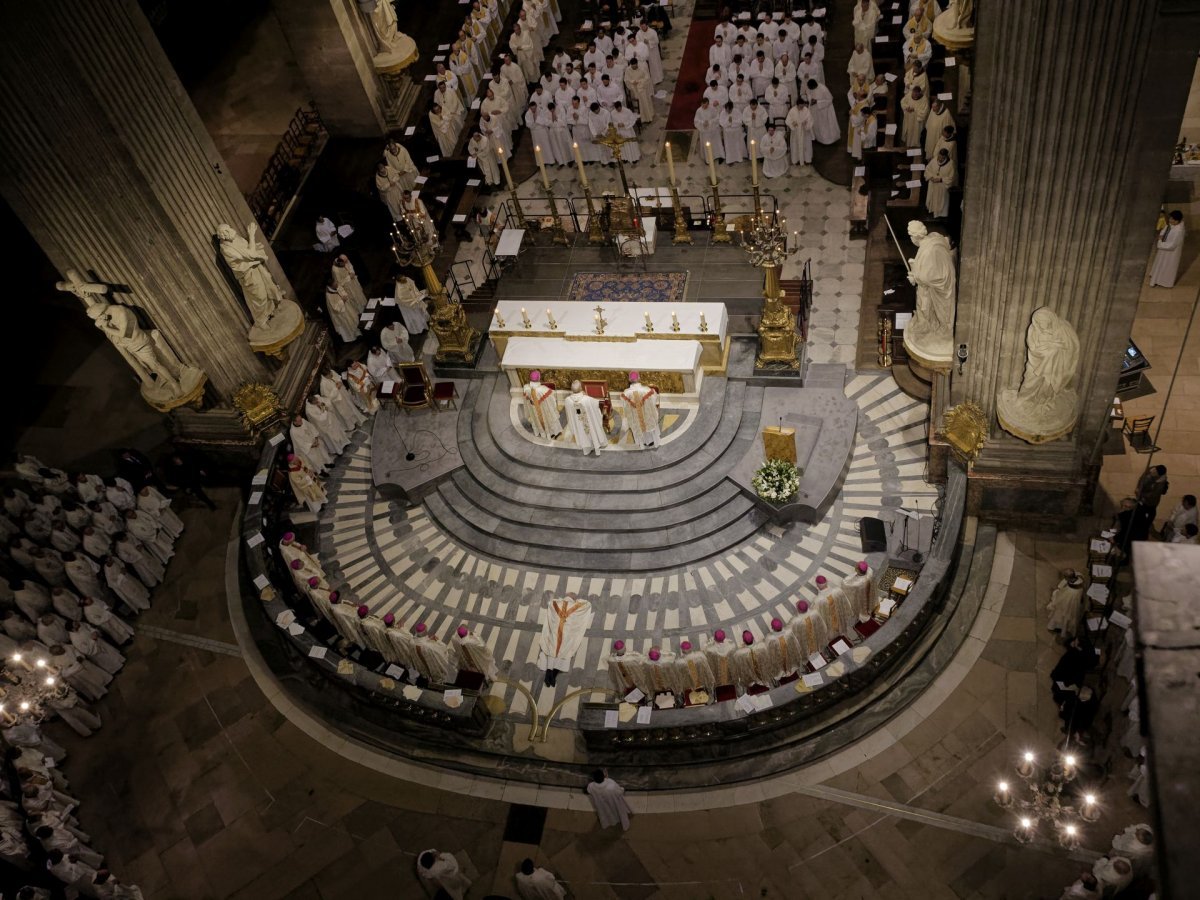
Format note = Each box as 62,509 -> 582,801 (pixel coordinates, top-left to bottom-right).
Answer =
421,259 -> 481,366
668,184 -> 692,245
544,186 -> 571,247
233,382 -> 284,437
508,187 -> 528,229
755,262 -> 800,369
710,182 -> 731,243
581,185 -> 605,244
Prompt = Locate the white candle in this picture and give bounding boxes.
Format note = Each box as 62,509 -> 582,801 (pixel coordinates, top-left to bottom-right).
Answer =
700,311 -> 708,330
644,310 -> 652,327
534,145 -> 550,191
671,309 -> 678,326
665,141 -> 676,186
706,141 -> 717,186
498,146 -> 515,191
572,141 -> 588,188
750,140 -> 758,185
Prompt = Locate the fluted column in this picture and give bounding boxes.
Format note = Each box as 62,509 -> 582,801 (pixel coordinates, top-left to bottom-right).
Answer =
951,0 -> 1200,521
0,0 -> 293,402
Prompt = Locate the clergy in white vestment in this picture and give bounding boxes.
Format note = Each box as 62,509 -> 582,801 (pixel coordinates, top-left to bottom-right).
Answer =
279,531 -> 323,580
1110,824 -> 1154,877
329,599 -> 369,649
480,87 -> 511,142
564,382 -> 607,454
49,643 -> 111,701
743,100 -> 769,157
611,102 -> 640,162
729,74 -> 754,115
1046,570 -> 1085,639
765,79 -> 790,123
786,102 -> 814,164
605,640 -> 648,695
637,23 -> 664,82
114,534 -> 163,587
393,276 -> 429,335
82,596 -> 134,646
400,190 -> 436,237
761,126 -> 789,178
730,631 -> 770,690
704,628 -> 738,687
813,575 -> 856,637
380,322 -> 415,365
492,76 -> 521,133
623,58 -> 654,124
900,86 -> 929,148
63,555 -> 109,606
588,103 -> 613,162
31,548 -> 67,588
290,415 -> 333,473
544,103 -> 574,167
320,370 -> 366,432
38,614 -> 70,648
500,56 -> 528,110
538,595 -> 593,686
776,54 -> 798,103
305,396 -> 350,456
853,1 -> 882,46
49,524 -> 80,554
805,80 -> 840,144
671,640 -> 716,698
790,599 -> 831,659
325,281 -> 361,343
375,162 -> 405,221
331,255 -> 367,317
345,361 -> 380,414
467,130 -> 500,186
596,73 -> 624,110
924,98 -> 955,159
358,612 -> 395,660
136,486 -> 183,538
842,561 -> 876,622
429,103 -> 459,158
366,346 -> 400,388
106,480 -> 136,512
510,23 -> 539,82
904,32 -> 932,66
68,621 -> 124,676
287,453 -> 326,514
924,148 -> 956,217
804,35 -> 827,84
1091,857 -> 1132,898
417,850 -> 472,900
523,371 -> 563,439
384,139 -> 417,191
586,770 -> 632,830
515,858 -> 566,900
749,53 -> 773,98
1149,210 -> 1185,287
410,623 -> 457,683
847,43 -> 874,83
313,216 -> 340,253
719,102 -> 747,164
694,99 -> 724,159
765,617 -> 803,682
451,624 -> 498,679
621,373 -> 660,447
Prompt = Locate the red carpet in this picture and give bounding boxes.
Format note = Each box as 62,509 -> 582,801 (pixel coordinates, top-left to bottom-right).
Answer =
666,18 -> 717,131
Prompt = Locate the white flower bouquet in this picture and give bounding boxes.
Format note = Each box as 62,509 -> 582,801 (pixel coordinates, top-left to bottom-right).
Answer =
752,458 -> 800,504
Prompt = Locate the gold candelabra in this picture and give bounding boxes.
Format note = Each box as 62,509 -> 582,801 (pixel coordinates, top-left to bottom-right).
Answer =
543,185 -> 571,246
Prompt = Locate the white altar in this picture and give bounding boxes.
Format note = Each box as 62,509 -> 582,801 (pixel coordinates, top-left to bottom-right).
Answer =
490,301 -> 729,394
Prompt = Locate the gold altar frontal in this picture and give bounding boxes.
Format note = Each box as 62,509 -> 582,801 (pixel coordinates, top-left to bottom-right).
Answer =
762,426 -> 797,464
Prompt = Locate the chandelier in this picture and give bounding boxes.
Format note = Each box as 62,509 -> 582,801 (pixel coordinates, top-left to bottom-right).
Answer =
2,652 -> 69,727
994,748 -> 1101,849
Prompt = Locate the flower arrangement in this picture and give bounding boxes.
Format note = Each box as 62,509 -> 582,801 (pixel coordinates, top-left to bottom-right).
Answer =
752,458 -> 800,504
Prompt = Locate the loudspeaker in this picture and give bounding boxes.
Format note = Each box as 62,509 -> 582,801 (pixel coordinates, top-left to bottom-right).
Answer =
859,517 -> 887,553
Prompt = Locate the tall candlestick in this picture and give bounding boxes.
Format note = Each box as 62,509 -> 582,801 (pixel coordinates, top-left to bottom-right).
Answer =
665,141 -> 676,186
534,145 -> 550,191
498,146 -> 515,191
706,141 -> 717,186
572,141 -> 588,188
750,140 -> 758,185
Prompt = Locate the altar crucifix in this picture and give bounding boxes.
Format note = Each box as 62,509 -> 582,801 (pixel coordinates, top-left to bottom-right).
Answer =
593,305 -> 607,334
592,123 -> 636,195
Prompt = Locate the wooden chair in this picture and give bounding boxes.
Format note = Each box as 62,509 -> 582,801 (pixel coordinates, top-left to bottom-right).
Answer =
395,363 -> 432,414
432,381 -> 458,411
1122,415 -> 1158,453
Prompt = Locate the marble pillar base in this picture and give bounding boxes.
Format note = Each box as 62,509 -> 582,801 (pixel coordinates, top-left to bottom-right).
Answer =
249,301 -> 306,359
966,465 -> 1089,531
143,367 -> 207,413
996,388 -> 1078,445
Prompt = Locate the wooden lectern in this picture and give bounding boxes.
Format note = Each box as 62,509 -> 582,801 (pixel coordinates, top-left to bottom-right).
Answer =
762,426 -> 796,464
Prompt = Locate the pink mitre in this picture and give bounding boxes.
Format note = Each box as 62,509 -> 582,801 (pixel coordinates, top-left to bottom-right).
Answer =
457,625 -> 469,637
383,613 -> 395,625
529,370 -> 541,382
857,561 -> 869,574
282,531 -> 295,543
307,576 -> 320,587
329,591 -> 340,602
290,559 -> 303,570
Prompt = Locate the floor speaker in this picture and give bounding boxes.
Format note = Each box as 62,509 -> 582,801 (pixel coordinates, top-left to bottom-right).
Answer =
859,517 -> 887,553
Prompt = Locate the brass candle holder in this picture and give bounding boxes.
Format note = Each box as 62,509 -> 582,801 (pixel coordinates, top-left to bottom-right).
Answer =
643,310 -> 654,333
710,181 -> 731,243
582,184 -> 605,244
521,307 -> 532,329
493,309 -> 506,329
669,184 -> 692,245
509,186 -> 528,229
546,308 -> 558,329
699,312 -> 709,333
543,186 -> 571,247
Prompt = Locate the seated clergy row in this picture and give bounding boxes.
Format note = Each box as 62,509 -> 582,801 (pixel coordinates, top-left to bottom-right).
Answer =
606,562 -> 878,701
278,534 -> 497,687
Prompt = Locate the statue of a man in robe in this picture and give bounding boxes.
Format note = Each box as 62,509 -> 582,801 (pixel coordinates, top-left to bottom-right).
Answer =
216,222 -> 285,329
90,303 -> 181,389
364,0 -> 414,56
997,306 -> 1080,443
903,220 -> 956,363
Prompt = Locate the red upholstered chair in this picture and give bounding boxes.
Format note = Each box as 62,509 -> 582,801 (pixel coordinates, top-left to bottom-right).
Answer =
395,363 -> 432,414
581,379 -> 613,430
432,381 -> 458,411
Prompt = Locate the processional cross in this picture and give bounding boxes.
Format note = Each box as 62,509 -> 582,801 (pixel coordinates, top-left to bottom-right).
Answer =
592,123 -> 636,195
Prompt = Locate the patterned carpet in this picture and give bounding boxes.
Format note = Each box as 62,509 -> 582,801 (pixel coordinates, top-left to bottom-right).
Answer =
564,271 -> 689,304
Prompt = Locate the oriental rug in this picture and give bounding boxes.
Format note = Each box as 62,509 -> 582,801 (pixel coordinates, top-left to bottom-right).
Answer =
565,271 -> 689,305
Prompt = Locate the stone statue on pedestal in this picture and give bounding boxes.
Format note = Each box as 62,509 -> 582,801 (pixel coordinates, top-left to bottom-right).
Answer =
997,307 -> 1080,444
361,0 -> 417,63
57,270 -> 207,412
902,221 -> 956,367
215,222 -> 305,357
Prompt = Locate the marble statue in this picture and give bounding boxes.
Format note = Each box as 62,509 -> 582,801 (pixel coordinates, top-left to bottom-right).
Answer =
364,0 -> 416,60
903,221 -> 956,365
215,222 -> 304,352
997,307 -> 1080,443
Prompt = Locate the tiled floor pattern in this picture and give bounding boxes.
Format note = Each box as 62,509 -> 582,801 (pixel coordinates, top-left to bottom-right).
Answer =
317,372 -> 938,726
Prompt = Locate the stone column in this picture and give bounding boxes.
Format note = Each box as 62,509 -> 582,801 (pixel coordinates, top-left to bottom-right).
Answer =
269,0 -> 393,137
0,0 -> 292,403
950,0 -> 1200,526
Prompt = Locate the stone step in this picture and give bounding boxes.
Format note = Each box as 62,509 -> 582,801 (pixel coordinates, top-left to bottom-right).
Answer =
467,379 -> 752,494
484,375 -> 730,475
446,467 -> 749,533
423,489 -> 768,571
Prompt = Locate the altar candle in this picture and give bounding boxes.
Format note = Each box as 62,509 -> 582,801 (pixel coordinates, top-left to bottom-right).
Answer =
572,141 -> 588,188
534,144 -> 551,191
498,146 -> 515,191
706,141 -> 717,186
665,141 -> 676,186
644,310 -> 652,328
700,311 -> 708,330
671,309 -> 678,327
750,140 -> 758,185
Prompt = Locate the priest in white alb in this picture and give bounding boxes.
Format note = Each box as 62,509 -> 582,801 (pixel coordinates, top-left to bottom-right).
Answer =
394,276 -> 430,335
523,371 -> 563,439
290,414 -> 333,474
451,624 -> 497,680
287,453 -> 326,513
804,79 -> 840,144
380,321 -> 415,365
760,125 -> 789,178
620,372 -> 660,447
305,396 -> 350,457
564,381 -> 607,454
538,594 -> 593,686
320,369 -> 366,432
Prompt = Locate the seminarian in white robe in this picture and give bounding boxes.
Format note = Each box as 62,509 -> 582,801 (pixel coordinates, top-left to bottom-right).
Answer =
136,487 -> 183,538
418,850 -> 472,900
103,557 -> 150,612
468,130 -> 501,185
924,150 -> 956,218
623,59 -> 654,124
515,860 -> 566,900
380,322 -> 415,365
305,397 -> 350,456
393,276 -> 430,335
1149,212 -> 1185,287
786,103 -> 814,164
900,87 -> 930,148
523,376 -> 563,439
694,100 -> 725,160
761,127 -> 789,178
366,347 -> 400,388
611,103 -> 640,162
290,415 -> 334,473
586,772 -> 632,830
564,384 -> 607,453
805,80 -> 840,144
320,372 -> 365,432
621,375 -> 660,446
325,283 -> 361,343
